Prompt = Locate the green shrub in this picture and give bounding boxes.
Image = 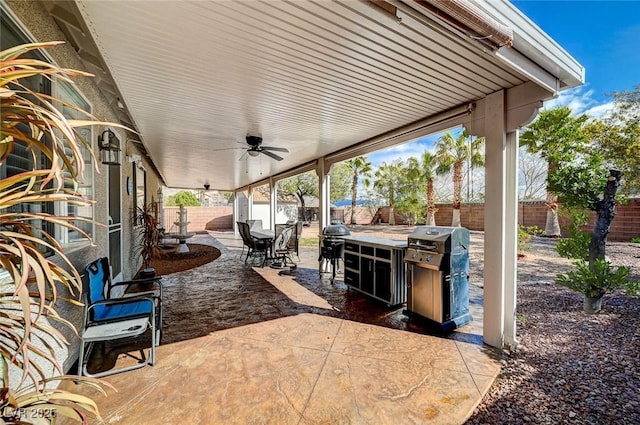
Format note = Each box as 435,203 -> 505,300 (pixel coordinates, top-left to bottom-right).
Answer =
166,190 -> 200,206
556,259 -> 635,299
518,225 -> 543,253
556,209 -> 590,260
631,237 -> 640,244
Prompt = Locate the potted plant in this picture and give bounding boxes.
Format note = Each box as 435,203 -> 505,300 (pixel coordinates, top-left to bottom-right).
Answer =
135,202 -> 160,278
1,42 -> 121,422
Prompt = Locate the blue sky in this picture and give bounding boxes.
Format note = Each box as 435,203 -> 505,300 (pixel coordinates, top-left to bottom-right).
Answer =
368,0 -> 640,167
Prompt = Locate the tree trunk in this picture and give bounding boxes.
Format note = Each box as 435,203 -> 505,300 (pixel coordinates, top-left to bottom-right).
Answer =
298,193 -> 307,222
389,205 -> 395,225
452,162 -> 462,227
583,294 -> 604,314
426,212 -> 436,226
453,162 -> 462,209
451,208 -> 461,227
351,173 -> 358,224
545,162 -> 561,236
589,170 -> 623,268
426,179 -> 436,226
544,192 -> 561,236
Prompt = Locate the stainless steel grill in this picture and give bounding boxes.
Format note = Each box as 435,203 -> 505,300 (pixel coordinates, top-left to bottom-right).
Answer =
403,226 -> 472,331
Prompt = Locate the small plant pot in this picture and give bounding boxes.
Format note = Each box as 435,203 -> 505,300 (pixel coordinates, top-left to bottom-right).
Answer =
140,267 -> 156,279
583,295 -> 603,314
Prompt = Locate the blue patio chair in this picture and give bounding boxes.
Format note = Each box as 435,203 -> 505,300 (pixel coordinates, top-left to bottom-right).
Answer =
78,257 -> 163,377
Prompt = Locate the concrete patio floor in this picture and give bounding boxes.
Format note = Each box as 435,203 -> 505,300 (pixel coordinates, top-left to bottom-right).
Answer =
62,229 -> 500,425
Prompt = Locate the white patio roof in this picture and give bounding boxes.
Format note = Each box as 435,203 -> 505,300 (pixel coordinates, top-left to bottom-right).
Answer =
45,0 -> 583,191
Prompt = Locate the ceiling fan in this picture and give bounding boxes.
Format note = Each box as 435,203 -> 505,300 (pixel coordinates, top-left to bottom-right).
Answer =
240,136 -> 289,161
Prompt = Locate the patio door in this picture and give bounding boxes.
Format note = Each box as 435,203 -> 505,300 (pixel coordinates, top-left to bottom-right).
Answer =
108,163 -> 123,282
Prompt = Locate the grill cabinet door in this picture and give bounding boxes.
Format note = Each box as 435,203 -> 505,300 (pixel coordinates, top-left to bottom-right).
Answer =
374,261 -> 391,302
360,257 -> 374,295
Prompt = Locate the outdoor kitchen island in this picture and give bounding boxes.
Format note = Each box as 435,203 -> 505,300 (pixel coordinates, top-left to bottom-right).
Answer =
341,235 -> 408,306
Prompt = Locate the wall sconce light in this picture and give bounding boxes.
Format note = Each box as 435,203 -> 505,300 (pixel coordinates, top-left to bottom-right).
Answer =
98,129 -> 121,165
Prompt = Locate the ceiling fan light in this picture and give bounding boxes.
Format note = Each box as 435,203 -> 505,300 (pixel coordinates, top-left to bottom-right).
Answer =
248,150 -> 260,157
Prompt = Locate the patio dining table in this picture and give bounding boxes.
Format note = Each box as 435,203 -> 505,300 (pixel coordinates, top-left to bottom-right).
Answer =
250,230 -> 275,266
250,229 -> 274,241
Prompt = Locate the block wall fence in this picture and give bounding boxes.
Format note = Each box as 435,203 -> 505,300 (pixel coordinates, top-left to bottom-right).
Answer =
162,206 -> 233,233
162,199 -> 639,242
432,199 -> 639,242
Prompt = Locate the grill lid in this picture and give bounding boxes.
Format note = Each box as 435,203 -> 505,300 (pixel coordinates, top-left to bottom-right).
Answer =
407,226 -> 469,253
322,224 -> 350,236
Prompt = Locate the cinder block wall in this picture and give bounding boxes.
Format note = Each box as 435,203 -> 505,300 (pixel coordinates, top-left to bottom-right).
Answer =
589,199 -> 640,242
163,206 -> 233,232
165,200 -> 639,241
433,199 -> 639,241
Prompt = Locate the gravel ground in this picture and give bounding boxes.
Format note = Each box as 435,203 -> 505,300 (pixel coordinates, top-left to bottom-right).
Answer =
467,237 -> 640,424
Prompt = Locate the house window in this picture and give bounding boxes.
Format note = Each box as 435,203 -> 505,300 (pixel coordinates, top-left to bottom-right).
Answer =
135,163 -> 146,210
54,81 -> 95,247
1,12 -> 94,250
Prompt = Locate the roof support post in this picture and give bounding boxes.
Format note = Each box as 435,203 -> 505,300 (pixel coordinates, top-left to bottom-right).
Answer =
247,187 -> 254,221
465,82 -> 550,350
233,191 -> 240,237
233,189 -> 250,237
504,130 -> 519,351
481,89 -> 507,349
316,159 -> 331,234
269,177 -> 276,231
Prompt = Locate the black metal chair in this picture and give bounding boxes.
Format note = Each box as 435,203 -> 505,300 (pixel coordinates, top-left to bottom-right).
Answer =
290,221 -> 303,260
237,221 -> 269,265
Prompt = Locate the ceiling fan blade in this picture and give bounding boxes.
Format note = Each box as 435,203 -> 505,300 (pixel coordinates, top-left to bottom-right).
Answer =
210,147 -> 245,152
261,150 -> 284,161
261,146 -> 289,153
238,150 -> 248,161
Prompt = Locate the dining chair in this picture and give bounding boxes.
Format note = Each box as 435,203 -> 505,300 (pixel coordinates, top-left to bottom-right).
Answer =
238,221 -> 269,265
270,224 -> 295,268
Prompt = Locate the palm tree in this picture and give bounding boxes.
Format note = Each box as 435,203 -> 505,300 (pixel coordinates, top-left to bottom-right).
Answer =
435,130 -> 484,226
415,151 -> 438,225
373,161 -> 403,225
520,107 -> 589,236
344,156 -> 372,225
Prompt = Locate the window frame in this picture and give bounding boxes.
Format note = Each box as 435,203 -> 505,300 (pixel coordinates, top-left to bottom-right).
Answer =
1,10 -> 96,253
52,79 -> 96,250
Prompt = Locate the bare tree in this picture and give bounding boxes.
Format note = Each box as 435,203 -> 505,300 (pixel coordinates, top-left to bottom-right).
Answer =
518,147 -> 547,200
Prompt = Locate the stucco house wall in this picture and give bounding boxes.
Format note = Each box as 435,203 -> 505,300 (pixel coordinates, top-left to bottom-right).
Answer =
4,1 -> 164,373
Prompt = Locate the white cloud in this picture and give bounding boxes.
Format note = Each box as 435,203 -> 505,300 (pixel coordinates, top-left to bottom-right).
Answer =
583,101 -> 615,119
542,86 -> 613,118
369,141 -> 430,167
365,130 -> 463,167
